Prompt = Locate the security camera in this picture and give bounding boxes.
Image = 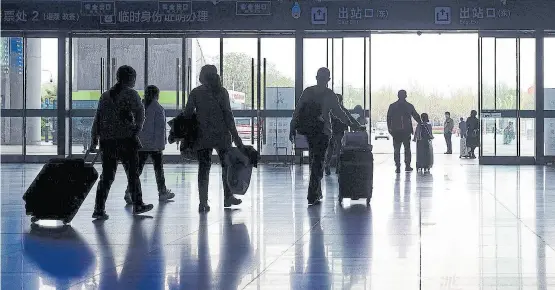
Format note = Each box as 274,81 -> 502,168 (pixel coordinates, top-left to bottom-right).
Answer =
417,31 -> 422,36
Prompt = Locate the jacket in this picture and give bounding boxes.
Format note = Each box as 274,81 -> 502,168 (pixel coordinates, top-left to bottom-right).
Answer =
224,145 -> 260,195
444,117 -> 454,134
290,85 -> 352,136
91,86 -> 145,142
183,85 -> 241,150
138,100 -> 166,151
386,100 -> 421,135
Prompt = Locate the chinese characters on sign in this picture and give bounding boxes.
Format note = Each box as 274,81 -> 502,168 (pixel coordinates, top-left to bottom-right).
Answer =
81,1 -> 115,16
236,1 -> 271,16
115,10 -> 209,23
459,7 -> 511,25
337,6 -> 388,25
159,1 -> 192,15
2,10 -> 80,23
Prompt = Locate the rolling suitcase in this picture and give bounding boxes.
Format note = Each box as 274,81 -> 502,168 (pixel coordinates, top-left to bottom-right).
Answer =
416,140 -> 434,171
23,151 -> 99,224
459,136 -> 470,158
338,130 -> 373,206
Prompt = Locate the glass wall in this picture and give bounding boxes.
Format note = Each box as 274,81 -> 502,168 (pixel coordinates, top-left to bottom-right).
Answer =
0,33 -> 548,164
1,37 -> 59,157
479,36 -> 536,159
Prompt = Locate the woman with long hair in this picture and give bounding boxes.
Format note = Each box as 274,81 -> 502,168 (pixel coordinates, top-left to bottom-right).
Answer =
466,110 -> 480,159
124,85 -> 174,204
90,65 -> 153,219
183,65 -> 244,212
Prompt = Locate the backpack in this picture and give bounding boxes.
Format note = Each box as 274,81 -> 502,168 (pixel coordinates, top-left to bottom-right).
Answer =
295,99 -> 324,136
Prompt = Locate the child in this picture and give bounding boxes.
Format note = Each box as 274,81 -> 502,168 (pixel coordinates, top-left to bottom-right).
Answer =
124,85 -> 174,203
413,113 -> 434,173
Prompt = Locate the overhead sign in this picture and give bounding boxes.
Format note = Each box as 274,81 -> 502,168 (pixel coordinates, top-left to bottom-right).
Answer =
2,0 -> 555,31
236,1 -> 271,16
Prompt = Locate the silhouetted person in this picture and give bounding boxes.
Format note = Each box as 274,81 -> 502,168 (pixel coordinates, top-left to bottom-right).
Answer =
466,110 -> 479,159
290,67 -> 359,205
183,64 -> 244,212
444,111 -> 454,154
124,85 -> 175,203
90,65 -> 153,220
387,89 -> 422,173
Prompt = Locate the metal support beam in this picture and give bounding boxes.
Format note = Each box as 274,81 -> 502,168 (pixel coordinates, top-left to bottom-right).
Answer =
57,34 -> 67,157
535,30 -> 545,164
294,30 -> 303,105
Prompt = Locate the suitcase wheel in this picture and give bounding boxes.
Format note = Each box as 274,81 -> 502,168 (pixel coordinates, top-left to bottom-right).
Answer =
30,217 -> 39,223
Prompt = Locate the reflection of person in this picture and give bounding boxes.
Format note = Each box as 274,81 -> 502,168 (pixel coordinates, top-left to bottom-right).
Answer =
124,85 -> 175,204
183,64 -> 244,212
80,118 -> 93,153
90,65 -> 153,219
503,121 -> 516,145
324,94 -> 359,176
465,110 -> 480,159
387,89 -> 422,173
290,67 -> 360,205
444,112 -> 454,154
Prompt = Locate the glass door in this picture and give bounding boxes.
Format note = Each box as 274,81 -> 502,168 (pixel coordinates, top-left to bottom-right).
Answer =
478,33 -> 536,164
222,37 -> 259,151
69,37 -> 108,155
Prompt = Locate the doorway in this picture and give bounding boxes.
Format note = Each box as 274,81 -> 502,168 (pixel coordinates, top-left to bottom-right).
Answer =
478,33 -> 536,165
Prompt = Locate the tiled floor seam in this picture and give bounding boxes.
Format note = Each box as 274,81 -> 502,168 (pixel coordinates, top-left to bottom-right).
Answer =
481,187 -> 555,253
64,216 -> 226,290
240,209 -> 329,290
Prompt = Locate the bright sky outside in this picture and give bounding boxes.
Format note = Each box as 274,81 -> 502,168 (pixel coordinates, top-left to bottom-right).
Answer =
40,35 -> 555,92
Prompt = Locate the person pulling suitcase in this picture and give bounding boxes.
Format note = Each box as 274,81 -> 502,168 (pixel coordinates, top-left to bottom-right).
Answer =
89,65 -> 154,220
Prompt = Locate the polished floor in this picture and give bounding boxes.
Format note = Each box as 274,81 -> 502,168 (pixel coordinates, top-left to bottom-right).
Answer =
1,155 -> 554,289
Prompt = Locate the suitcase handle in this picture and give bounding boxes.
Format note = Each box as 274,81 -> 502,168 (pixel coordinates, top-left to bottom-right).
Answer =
83,149 -> 100,166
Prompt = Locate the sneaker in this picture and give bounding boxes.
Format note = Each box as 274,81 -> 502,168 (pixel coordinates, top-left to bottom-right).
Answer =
92,211 -> 109,220
224,196 -> 242,207
124,190 -> 132,205
133,204 -> 154,215
395,167 -> 401,174
405,166 -> 414,172
159,189 -> 175,202
198,203 -> 211,212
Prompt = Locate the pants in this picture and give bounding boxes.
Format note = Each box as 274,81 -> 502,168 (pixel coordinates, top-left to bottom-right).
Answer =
444,132 -> 452,153
125,151 -> 167,193
306,133 -> 330,201
197,148 -> 232,204
94,138 -> 143,211
392,133 -> 411,168
325,133 -> 343,168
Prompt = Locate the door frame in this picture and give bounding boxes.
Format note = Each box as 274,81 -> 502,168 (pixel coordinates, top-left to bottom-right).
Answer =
477,31 -> 537,165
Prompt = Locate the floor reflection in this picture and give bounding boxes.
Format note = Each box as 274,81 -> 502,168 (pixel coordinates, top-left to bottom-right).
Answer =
2,161 -> 555,289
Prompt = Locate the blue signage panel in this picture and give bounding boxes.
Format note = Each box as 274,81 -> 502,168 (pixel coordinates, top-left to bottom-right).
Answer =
1,0 -> 555,31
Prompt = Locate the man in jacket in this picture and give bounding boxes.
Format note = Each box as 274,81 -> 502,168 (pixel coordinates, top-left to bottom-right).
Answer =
444,112 -> 454,154
387,89 -> 422,173
290,67 -> 361,205
90,65 -> 153,219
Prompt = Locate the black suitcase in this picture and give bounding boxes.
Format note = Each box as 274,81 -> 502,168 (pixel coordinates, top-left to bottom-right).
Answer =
23,151 -> 99,224
338,146 -> 373,206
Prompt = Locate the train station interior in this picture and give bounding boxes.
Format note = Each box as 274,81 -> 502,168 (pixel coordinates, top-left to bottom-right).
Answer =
2,0 -> 555,289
